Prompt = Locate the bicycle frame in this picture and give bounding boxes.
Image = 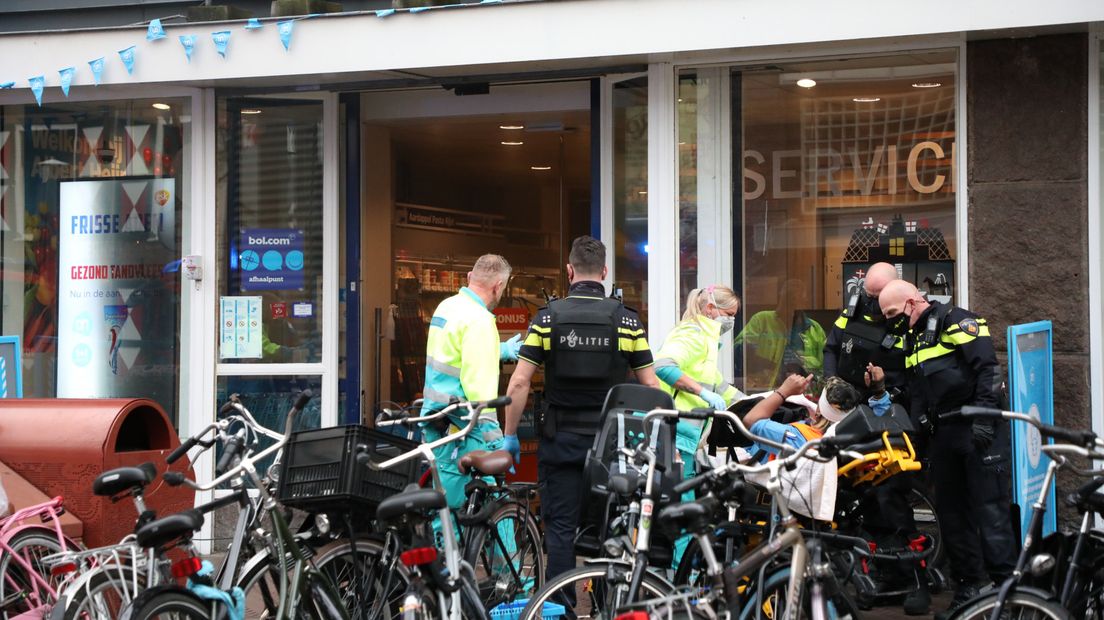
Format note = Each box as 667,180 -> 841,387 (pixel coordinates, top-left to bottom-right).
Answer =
0,497 -> 72,612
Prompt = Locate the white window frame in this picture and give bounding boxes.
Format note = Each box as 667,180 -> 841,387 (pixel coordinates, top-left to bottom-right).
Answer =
1089,27 -> 1102,439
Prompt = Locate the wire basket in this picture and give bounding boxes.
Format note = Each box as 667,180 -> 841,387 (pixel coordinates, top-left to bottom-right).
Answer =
276,425 -> 420,514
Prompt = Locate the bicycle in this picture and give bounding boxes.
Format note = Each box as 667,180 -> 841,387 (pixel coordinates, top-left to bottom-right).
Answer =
362,396 -> 515,620
373,398 -> 545,610
121,389 -> 349,619
939,406 -> 1104,620
0,496 -> 80,619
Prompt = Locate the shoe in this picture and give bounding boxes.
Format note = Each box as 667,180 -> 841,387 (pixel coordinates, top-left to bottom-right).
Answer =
902,584 -> 931,616
933,582 -> 985,620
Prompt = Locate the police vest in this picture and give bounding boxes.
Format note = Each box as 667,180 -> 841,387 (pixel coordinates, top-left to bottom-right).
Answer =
908,303 -> 975,415
544,296 -> 629,412
836,315 -> 905,390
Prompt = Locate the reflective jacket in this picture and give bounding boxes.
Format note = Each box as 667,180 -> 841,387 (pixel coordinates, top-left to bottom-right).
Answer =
904,302 -> 998,421
736,310 -> 826,387
655,316 -> 743,453
419,287 -> 501,423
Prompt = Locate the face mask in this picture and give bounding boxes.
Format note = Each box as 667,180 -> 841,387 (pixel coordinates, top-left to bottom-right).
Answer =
715,315 -> 735,335
886,314 -> 909,336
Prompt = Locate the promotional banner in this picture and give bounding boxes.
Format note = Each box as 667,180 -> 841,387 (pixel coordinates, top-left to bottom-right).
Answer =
88,57 -> 105,85
57,179 -> 177,399
277,20 -> 294,51
212,30 -> 231,58
179,35 -> 197,62
238,228 -> 304,291
146,19 -> 166,42
1007,321 -> 1057,539
58,67 -> 75,97
118,46 -> 136,75
220,296 -> 262,359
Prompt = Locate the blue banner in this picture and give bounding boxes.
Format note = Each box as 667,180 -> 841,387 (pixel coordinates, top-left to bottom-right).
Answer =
238,228 -> 305,292
146,18 -> 166,41
245,18 -> 263,30
28,76 -> 44,106
58,67 -> 75,97
118,46 -> 136,75
179,35 -> 197,62
0,82 -> 13,89
212,30 -> 231,58
89,57 -> 105,85
1007,321 -> 1057,540
277,20 -> 294,51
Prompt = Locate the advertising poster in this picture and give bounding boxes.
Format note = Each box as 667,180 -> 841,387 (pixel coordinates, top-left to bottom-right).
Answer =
0,336 -> 23,398
1007,322 -> 1057,539
57,179 -> 177,398
239,228 -> 304,292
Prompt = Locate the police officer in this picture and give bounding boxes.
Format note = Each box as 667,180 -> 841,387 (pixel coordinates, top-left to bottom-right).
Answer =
824,263 -> 929,614
419,254 -> 520,509
824,262 -> 907,400
879,279 -> 1015,620
503,236 -> 659,582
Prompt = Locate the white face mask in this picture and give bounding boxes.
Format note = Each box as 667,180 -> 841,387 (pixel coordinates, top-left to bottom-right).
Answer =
715,315 -> 735,335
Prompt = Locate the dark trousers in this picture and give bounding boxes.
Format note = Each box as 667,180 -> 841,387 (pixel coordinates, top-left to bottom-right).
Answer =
537,431 -> 593,581
861,473 -> 922,582
930,422 -> 1016,585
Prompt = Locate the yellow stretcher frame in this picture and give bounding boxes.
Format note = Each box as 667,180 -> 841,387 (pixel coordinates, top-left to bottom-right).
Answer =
835,431 -> 922,486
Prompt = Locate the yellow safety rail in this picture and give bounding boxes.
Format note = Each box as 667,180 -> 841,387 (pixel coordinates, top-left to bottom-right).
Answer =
836,431 -> 922,486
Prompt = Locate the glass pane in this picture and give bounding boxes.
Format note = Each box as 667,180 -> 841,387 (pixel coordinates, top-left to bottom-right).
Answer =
216,99 -> 324,364
612,76 -> 649,322
215,375 -> 322,476
734,51 -> 957,392
0,99 -> 190,423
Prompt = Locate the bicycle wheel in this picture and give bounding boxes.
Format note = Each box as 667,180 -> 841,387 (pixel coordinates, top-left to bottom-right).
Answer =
312,538 -> 409,620
121,587 -> 210,620
55,563 -> 146,620
237,551 -> 349,620
463,501 -> 545,608
953,591 -> 1070,620
739,567 -> 861,620
908,487 -> 943,567
0,527 -> 70,617
517,563 -> 673,620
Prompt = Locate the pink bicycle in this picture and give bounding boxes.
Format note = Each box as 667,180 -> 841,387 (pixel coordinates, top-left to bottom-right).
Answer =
0,496 -> 81,619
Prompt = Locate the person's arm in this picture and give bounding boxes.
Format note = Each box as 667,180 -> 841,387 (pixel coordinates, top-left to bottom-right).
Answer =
654,323 -> 705,393
822,319 -> 845,379
742,373 -> 812,427
953,315 -> 999,408
504,359 -> 538,435
632,364 -> 661,389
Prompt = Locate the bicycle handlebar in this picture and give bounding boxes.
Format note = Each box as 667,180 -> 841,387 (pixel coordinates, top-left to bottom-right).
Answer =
941,406 -> 1101,448
368,397 -> 511,471
642,407 -> 792,454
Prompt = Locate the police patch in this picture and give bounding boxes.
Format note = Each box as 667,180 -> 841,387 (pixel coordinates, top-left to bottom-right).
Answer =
959,318 -> 979,336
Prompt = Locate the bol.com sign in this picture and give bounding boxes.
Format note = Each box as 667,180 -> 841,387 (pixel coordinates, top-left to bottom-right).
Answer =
239,228 -> 305,292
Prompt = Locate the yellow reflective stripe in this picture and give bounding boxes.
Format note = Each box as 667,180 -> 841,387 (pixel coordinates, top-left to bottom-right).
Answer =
634,339 -> 651,353
531,325 -> 551,334
620,337 -> 651,352
541,338 -> 551,350
523,333 -> 543,347
835,316 -> 848,329
907,343 -> 956,366
943,331 -> 977,346
618,327 -> 645,337
978,325 -> 990,337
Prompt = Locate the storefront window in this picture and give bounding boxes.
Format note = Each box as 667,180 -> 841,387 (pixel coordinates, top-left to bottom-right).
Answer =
682,51 -> 958,392
216,99 -> 324,364
0,99 -> 189,422
216,374 -> 322,474
612,76 -> 649,321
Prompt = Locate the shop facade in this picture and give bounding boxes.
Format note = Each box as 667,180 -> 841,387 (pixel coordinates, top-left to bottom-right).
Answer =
0,0 -> 1102,513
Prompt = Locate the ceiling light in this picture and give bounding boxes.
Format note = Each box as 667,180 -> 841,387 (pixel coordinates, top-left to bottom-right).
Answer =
637,191 -> 648,195
501,141 -> 524,146
499,124 -> 524,130
240,109 -> 263,115
531,166 -> 551,171
152,103 -> 171,110
852,97 -> 881,103
677,98 -> 683,103
796,78 -> 817,88
912,82 -> 942,88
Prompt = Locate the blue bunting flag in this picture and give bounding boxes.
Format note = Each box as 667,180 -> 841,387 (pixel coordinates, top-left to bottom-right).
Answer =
212,30 -> 231,58
0,82 -> 14,89
147,18 -> 166,41
88,57 -> 105,85
118,46 -> 136,75
28,76 -> 44,106
179,35 -> 197,62
59,67 -> 75,96
245,18 -> 263,30
376,9 -> 395,17
277,20 -> 294,51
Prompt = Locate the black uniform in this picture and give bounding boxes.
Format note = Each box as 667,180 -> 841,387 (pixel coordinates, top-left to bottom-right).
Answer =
823,291 -> 908,396
904,301 -> 1015,585
517,280 -> 653,580
824,293 -> 921,592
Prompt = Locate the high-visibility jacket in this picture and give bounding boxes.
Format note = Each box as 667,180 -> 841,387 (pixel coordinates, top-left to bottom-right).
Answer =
419,287 -> 501,422
736,310 -> 826,387
655,316 -> 743,454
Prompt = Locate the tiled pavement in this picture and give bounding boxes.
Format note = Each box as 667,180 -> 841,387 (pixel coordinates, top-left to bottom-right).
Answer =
865,591 -> 953,619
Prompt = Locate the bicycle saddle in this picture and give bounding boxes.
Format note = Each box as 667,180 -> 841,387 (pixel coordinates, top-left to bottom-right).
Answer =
377,488 -> 447,522
458,450 -> 514,476
136,509 -> 203,549
93,462 -> 157,497
657,500 -> 713,535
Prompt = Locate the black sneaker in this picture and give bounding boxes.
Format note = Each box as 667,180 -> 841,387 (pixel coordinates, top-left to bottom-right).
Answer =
934,582 -> 985,620
903,583 -> 931,616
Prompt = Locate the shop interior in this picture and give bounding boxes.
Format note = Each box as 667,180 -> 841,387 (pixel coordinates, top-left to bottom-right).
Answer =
356,81 -> 593,428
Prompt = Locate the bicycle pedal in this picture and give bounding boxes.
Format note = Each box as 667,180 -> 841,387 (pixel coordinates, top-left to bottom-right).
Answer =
852,573 -> 877,597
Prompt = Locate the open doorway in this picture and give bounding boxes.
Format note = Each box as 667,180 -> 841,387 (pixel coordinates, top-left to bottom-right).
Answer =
357,81 -> 593,421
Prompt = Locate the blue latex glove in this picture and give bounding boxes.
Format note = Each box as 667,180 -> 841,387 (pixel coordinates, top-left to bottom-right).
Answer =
499,334 -> 523,362
698,388 -> 727,411
503,434 -> 521,474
